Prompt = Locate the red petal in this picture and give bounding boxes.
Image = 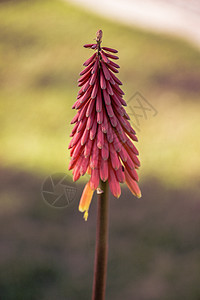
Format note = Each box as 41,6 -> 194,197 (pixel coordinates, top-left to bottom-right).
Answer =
90,140 -> 99,169
91,78 -> 99,99
80,60 -> 95,76
101,61 -> 111,80
84,139 -> 93,157
102,89 -> 111,105
112,132 -> 122,152
70,122 -> 79,137
105,103 -> 114,117
90,115 -> 97,140
108,164 -> 121,198
102,46 -> 118,53
86,98 -> 95,117
102,51 -> 119,60
101,113 -> 108,133
84,43 -> 96,48
89,68 -> 98,85
90,168 -> 100,190
109,143 -> 120,170
109,115 -> 117,127
86,108 -> 95,130
101,138 -> 109,160
124,169 -> 141,198
107,122 -> 114,143
97,110 -> 103,124
91,58 -> 99,74
83,53 -> 97,66
115,167 -> 125,183
100,69 -> 106,89
100,158 -> 108,182
109,71 -> 122,85
100,51 -> 110,63
106,81 -> 114,95
96,88 -> 102,112
71,112 -> 79,124
81,128 -> 90,145
80,156 -> 90,176
97,125 -> 104,149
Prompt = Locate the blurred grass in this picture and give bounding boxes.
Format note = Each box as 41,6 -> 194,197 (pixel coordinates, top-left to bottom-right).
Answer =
0,0 -> 200,188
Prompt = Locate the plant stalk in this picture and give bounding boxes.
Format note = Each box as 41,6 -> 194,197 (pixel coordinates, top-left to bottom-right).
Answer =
92,180 -> 109,300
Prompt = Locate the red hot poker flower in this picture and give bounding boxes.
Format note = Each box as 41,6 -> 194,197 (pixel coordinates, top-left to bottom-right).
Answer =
69,30 -> 141,220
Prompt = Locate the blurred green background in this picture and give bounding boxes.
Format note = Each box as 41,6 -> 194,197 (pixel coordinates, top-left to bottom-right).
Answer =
0,0 -> 200,299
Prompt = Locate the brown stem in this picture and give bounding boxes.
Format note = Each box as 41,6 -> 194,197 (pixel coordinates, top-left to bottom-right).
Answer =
92,180 -> 109,300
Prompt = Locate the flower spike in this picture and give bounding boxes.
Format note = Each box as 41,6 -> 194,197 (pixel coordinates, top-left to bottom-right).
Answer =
69,30 -> 141,220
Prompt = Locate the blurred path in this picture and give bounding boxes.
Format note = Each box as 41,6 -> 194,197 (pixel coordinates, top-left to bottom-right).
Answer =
65,0 -> 200,48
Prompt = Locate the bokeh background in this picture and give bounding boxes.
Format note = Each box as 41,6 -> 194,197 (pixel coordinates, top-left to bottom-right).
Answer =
1,0 -> 200,299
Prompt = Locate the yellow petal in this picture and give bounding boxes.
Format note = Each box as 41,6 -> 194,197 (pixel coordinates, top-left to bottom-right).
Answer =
79,182 -> 94,221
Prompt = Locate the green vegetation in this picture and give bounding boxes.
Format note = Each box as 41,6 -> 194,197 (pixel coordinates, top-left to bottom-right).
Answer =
0,0 -> 200,187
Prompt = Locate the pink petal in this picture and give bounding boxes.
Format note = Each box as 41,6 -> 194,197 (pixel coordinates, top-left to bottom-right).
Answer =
78,67 -> 91,82
101,139 -> 109,160
115,166 -> 125,183
89,68 -> 98,85
101,113 -> 108,133
96,88 -> 102,112
90,140 -> 99,169
72,140 -> 84,160
109,71 -> 122,85
109,143 -> 120,170
81,128 -> 90,145
90,168 -> 100,190
107,122 -> 114,143
78,100 -> 90,121
80,60 -> 95,76
113,84 -> 124,95
109,60 -> 120,68
97,110 -> 103,124
124,168 -> 141,198
106,80 -> 114,95
109,115 -> 117,127
118,147 -> 128,162
70,122 -> 79,137
77,118 -> 87,133
83,53 -> 97,66
102,89 -> 111,105
84,139 -> 93,157
97,125 -> 104,149
80,156 -> 90,176
124,165 -> 139,182
102,51 -> 119,60
112,132 -> 122,152
100,69 -> 106,89
86,108 -> 95,130
91,58 -> 99,74
102,46 -> 118,53
108,164 -> 121,198
84,43 -> 96,48
101,61 -> 111,80
100,51 -> 109,64
100,158 -> 108,182
91,78 -> 99,99
71,112 -> 79,124
79,85 -> 93,104
86,98 -> 95,117
105,102 -> 114,117
108,63 -> 119,73
90,115 -> 97,140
